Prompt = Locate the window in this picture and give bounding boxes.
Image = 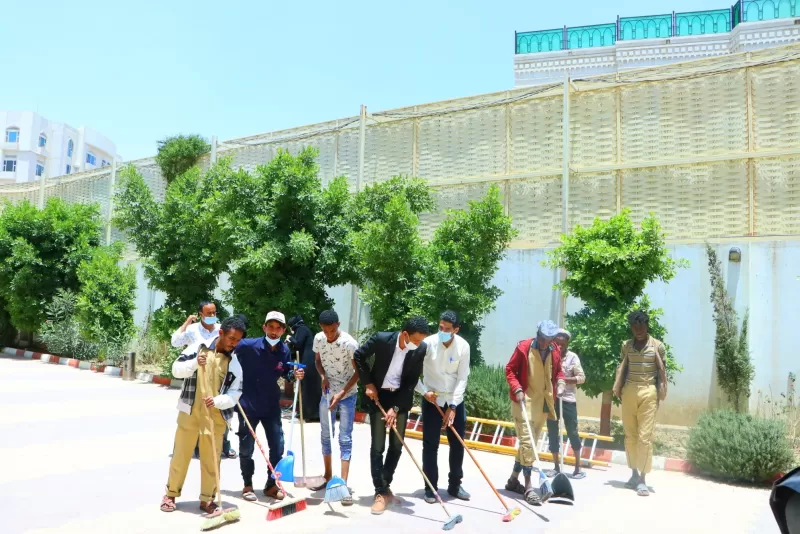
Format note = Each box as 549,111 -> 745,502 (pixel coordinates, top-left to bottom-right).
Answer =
86,152 -> 96,165
36,162 -> 45,177
67,139 -> 74,157
2,157 -> 16,172
5,128 -> 19,143
38,134 -> 47,148
65,164 -> 71,175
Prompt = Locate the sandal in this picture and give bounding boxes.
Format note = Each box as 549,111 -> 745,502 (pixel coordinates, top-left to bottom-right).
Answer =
505,478 -> 525,495
311,479 -> 330,492
524,488 -> 542,506
226,449 -> 238,459
242,487 -> 257,502
341,488 -> 354,507
160,496 -> 177,512
199,500 -> 219,516
569,471 -> 586,480
636,483 -> 650,497
544,469 -> 560,479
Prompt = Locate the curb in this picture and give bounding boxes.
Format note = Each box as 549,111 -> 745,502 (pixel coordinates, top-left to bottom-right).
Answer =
0,346 -> 694,474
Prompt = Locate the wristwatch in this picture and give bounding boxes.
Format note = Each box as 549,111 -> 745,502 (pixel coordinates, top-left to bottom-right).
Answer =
449,404 -> 457,411
392,405 -> 400,413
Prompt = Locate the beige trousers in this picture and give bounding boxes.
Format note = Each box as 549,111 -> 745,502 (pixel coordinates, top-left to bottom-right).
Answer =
165,409 -> 227,502
512,398 -> 548,468
621,382 -> 657,475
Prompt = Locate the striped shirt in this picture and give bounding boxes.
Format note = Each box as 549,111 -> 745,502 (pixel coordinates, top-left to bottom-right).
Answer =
621,336 -> 665,386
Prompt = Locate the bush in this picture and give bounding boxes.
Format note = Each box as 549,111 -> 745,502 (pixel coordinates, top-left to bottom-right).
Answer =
464,364 -> 514,436
155,134 -> 210,183
687,410 -> 794,483
38,290 -> 100,361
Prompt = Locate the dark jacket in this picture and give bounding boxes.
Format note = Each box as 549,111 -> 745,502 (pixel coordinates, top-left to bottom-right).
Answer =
287,314 -> 320,420
235,337 -> 292,418
354,331 -> 427,412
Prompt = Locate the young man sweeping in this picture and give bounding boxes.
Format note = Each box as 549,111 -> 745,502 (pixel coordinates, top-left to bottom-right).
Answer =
547,329 -> 586,479
234,311 -> 305,502
353,316 -> 429,515
504,319 -> 566,505
612,310 -> 668,497
310,309 -> 360,505
159,315 -> 247,515
416,310 -> 471,504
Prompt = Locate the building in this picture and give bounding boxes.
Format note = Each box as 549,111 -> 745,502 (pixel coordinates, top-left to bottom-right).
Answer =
0,111 -> 118,184
514,0 -> 800,86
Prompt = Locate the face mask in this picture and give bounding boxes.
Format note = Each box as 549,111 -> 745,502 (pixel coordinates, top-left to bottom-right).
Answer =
266,336 -> 281,347
202,316 -> 216,326
438,331 -> 453,343
405,340 -> 419,351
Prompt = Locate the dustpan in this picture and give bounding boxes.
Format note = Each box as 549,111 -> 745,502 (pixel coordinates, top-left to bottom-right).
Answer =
550,397 -> 575,502
274,372 -> 300,483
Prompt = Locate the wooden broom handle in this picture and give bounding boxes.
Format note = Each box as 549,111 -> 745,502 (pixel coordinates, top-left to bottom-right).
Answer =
198,361 -> 222,509
296,351 -> 307,482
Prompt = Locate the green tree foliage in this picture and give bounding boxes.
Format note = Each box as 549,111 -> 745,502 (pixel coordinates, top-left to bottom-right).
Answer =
155,134 -> 210,184
707,245 -> 753,411
76,242 -> 137,346
114,164 -> 226,340
39,290 -> 101,361
547,210 -> 686,407
0,199 -> 102,332
687,410 -> 794,483
352,184 -> 515,365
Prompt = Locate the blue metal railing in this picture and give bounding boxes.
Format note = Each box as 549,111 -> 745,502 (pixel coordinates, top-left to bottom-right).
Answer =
515,0 -> 797,54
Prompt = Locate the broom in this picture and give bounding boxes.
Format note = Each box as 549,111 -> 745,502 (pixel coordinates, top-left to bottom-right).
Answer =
519,400 -> 554,503
375,400 -> 463,531
323,388 -> 349,505
198,364 -> 241,531
431,401 -> 520,522
236,402 -> 308,521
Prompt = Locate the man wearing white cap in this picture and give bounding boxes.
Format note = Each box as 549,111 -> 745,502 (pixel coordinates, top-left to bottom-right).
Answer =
504,319 -> 566,505
234,311 -> 305,502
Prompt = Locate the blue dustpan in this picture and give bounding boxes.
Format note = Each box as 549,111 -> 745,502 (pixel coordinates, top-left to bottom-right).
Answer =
274,375 -> 300,482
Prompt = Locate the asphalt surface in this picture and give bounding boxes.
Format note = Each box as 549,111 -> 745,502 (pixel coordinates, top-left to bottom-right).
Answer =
0,355 -> 780,533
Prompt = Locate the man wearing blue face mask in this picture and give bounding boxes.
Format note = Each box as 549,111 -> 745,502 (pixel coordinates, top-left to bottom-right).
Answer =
416,310 -> 471,504
234,311 -> 305,502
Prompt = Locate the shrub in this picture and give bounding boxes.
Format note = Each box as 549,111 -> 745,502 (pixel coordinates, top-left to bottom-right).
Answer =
687,410 -> 794,483
464,364 -> 514,436
38,290 -> 100,361
155,134 -> 210,183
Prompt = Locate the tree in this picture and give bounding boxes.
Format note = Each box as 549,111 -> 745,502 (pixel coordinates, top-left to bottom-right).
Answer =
707,245 -> 753,411
547,210 -> 686,434
155,134 -> 210,184
352,183 -> 515,365
76,242 -> 138,348
0,199 -> 102,332
114,163 -> 226,341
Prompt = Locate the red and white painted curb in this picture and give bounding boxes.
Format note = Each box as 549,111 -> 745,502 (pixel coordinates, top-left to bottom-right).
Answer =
1,346 -> 693,473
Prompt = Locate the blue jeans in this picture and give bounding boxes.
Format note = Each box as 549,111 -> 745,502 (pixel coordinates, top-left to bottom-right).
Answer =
237,411 -> 284,489
320,393 -> 356,461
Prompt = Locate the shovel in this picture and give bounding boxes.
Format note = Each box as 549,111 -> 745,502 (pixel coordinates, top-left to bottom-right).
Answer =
550,397 -> 575,502
519,400 -> 553,502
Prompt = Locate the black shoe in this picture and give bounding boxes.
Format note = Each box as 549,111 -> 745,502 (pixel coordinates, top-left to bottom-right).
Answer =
447,486 -> 470,500
423,490 -> 437,504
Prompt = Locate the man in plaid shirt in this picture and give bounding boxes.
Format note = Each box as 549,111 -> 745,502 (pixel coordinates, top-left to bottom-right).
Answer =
160,316 -> 247,516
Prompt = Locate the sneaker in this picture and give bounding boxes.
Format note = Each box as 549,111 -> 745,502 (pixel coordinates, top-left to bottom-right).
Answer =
264,485 -> 285,501
424,490 -> 437,504
447,486 -> 471,501
371,494 -> 387,515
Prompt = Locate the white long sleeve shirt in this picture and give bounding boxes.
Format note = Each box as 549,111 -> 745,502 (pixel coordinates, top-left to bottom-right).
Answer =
561,350 -> 585,403
416,333 -> 470,407
171,321 -> 220,349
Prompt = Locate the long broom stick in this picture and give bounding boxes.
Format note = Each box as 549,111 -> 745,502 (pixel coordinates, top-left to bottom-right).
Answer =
431,402 -> 520,522
374,400 -> 463,531
295,351 -> 308,488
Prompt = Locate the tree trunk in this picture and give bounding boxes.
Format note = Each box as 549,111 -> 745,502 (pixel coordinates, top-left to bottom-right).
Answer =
600,390 -> 613,436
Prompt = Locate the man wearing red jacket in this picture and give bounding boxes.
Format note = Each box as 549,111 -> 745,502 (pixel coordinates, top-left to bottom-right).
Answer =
504,320 -> 566,505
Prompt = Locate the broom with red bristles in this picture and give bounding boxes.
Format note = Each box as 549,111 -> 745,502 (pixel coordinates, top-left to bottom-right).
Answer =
236,402 -> 307,521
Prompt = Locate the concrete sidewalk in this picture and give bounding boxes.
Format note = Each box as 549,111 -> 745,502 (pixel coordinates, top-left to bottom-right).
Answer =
0,355 -> 779,534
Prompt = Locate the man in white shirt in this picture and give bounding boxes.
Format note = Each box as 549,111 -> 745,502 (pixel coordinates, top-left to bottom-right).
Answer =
547,328 -> 586,479
417,311 -> 471,503
310,310 -> 360,506
171,301 -> 221,349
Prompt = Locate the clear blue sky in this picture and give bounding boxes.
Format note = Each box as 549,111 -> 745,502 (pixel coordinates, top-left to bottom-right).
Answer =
3,0 -> 725,160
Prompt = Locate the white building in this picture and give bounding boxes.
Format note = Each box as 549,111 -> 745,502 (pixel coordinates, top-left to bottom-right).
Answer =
514,1 -> 800,87
0,111 -> 119,184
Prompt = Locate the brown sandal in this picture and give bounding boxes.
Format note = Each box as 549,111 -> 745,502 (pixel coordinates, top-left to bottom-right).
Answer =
199,500 -> 219,516
160,496 -> 177,512
505,478 -> 525,495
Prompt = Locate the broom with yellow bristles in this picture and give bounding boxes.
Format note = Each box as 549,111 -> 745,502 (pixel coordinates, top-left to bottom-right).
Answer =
199,365 -> 241,531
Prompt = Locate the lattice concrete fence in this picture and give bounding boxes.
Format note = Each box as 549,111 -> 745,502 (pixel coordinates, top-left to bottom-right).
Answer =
2,44 -> 799,252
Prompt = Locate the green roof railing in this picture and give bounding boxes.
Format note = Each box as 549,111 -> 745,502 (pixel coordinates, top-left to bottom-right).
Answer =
515,0 -> 797,54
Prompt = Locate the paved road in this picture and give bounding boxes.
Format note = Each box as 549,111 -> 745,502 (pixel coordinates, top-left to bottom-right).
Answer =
0,355 -> 779,534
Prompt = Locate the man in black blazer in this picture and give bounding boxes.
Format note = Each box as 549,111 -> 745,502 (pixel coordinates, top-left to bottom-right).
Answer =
353,316 -> 430,515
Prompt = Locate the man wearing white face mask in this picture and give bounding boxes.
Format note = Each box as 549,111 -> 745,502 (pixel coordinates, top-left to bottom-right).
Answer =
416,310 -> 471,504
171,301 -> 221,348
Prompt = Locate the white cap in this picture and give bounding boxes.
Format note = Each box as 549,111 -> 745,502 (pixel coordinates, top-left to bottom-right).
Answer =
264,311 -> 286,325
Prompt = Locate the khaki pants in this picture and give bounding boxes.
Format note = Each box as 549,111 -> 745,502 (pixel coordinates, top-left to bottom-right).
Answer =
512,398 -> 548,468
621,383 -> 657,475
165,409 -> 227,502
